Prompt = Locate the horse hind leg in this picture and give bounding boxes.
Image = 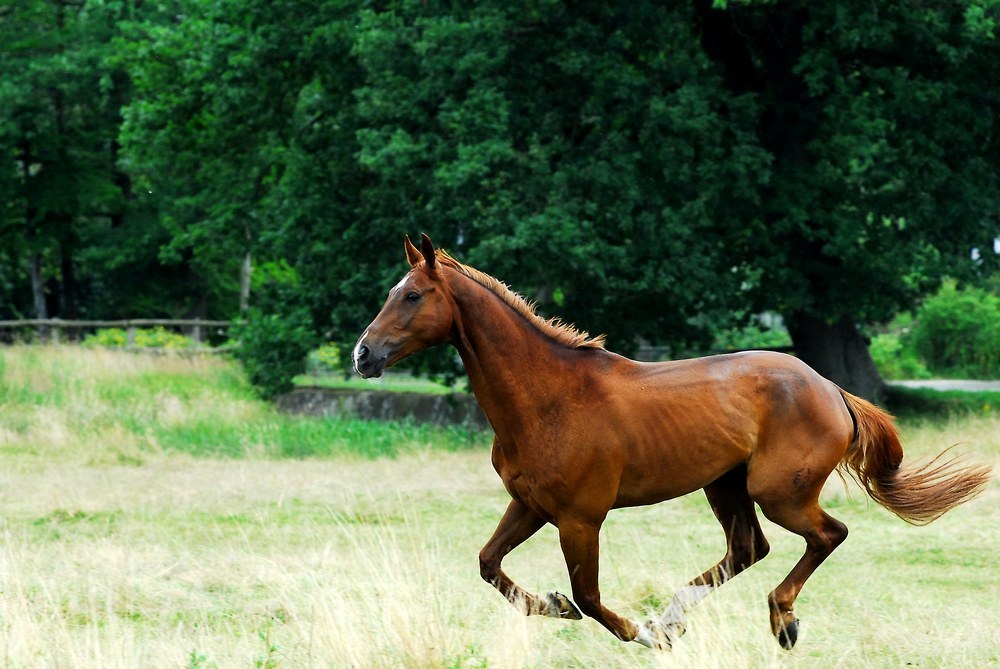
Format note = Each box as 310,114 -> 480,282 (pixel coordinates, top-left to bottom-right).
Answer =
753,493 -> 848,649
641,465 -> 770,648
479,499 -> 582,619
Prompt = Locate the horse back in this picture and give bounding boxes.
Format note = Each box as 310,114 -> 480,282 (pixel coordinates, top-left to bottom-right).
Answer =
598,351 -> 854,507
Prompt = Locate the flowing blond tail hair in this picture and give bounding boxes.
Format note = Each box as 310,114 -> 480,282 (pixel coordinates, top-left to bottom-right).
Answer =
838,391 -> 992,525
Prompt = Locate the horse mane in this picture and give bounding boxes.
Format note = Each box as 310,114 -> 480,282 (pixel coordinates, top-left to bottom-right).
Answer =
434,250 -> 607,350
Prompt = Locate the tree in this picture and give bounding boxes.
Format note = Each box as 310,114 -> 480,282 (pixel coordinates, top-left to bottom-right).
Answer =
118,0 -> 1000,399
118,0 -> 362,325
699,0 -> 1000,398
120,1 -> 774,392
0,0 -> 215,322
0,0 -> 123,320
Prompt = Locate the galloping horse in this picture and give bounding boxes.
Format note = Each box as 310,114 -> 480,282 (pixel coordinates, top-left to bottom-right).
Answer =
353,234 -> 991,649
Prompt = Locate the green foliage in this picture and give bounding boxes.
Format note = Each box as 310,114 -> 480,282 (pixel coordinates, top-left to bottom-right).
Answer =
868,332 -> 933,381
883,385 -> 1000,420
306,342 -> 343,375
232,260 -> 317,398
0,0 -> 219,321
712,319 -> 792,352
908,282 -> 1000,379
3,0 -> 999,394
186,650 -> 214,669
233,308 -> 315,400
113,0 -> 999,394
82,327 -> 196,350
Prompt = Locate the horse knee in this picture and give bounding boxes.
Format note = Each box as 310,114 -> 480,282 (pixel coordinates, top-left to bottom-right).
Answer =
817,518 -> 848,553
730,532 -> 770,573
572,592 -> 603,620
479,550 -> 499,585
751,535 -> 771,562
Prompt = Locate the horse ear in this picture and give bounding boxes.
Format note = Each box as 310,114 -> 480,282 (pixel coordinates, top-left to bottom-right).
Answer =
420,233 -> 436,269
404,235 -> 422,267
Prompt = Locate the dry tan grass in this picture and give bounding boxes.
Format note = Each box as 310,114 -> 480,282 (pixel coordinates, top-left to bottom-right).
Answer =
0,348 -> 997,667
1,436 -> 996,668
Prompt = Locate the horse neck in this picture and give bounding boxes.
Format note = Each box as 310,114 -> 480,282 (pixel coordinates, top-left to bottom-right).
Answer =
445,271 -> 582,435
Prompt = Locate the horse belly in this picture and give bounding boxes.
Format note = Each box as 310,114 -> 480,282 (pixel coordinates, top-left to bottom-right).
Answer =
611,407 -> 755,508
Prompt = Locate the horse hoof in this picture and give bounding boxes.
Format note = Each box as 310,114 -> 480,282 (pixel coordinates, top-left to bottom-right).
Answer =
663,620 -> 686,642
546,591 -> 583,619
776,617 -> 799,650
634,620 -> 676,651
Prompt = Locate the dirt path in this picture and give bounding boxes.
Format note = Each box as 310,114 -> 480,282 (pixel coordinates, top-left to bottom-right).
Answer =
891,380 -> 1000,392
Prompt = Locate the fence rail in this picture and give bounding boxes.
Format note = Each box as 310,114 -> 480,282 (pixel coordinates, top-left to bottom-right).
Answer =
0,318 -> 237,347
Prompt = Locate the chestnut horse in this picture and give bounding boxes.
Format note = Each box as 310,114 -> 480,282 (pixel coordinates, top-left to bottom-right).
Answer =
353,234 -> 991,650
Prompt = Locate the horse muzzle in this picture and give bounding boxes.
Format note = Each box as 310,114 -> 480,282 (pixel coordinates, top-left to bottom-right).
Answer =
353,342 -> 389,379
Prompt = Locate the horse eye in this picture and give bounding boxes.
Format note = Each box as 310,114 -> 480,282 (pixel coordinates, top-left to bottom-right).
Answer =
405,291 -> 421,302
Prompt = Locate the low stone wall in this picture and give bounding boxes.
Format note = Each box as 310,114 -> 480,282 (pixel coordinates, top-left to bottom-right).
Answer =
276,387 -> 490,430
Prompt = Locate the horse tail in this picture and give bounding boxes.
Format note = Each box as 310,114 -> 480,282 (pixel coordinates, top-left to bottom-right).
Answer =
838,390 -> 991,525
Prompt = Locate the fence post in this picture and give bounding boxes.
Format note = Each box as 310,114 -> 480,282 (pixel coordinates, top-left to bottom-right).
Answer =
126,326 -> 136,348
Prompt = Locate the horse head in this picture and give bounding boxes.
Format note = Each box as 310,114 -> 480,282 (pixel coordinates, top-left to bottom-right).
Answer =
353,234 -> 454,378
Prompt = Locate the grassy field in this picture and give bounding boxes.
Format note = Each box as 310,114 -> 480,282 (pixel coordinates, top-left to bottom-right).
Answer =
0,346 -> 997,668
294,370 -> 467,395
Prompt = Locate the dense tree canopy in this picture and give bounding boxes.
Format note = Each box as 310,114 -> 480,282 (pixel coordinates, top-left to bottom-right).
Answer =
1,0 -> 998,398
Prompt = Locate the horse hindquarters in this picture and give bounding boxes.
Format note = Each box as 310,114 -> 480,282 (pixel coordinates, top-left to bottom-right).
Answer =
741,381 -> 855,648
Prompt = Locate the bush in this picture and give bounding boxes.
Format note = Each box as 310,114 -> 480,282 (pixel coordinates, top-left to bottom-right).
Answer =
712,317 -> 792,352
869,332 -> 932,380
306,342 -> 343,376
233,307 -> 316,400
232,260 -> 320,399
82,327 -> 195,349
907,281 -> 1000,379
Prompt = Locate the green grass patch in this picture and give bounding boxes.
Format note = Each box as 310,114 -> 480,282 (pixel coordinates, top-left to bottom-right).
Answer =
149,414 -> 486,459
883,385 -> 1000,419
0,346 -> 488,461
294,370 -> 467,394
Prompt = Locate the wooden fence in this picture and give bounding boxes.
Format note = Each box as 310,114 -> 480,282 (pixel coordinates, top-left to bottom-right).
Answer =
0,318 -> 236,348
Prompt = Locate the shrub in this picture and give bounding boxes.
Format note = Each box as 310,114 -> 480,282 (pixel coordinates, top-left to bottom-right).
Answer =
233,307 -> 316,400
907,281 -> 1000,379
232,260 -> 320,399
306,342 -> 343,375
82,327 -> 195,349
82,328 -> 129,348
712,317 -> 792,352
869,332 -> 932,380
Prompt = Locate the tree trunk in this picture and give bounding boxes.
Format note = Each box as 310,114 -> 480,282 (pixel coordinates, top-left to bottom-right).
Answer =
30,253 -> 47,320
240,250 -> 252,314
60,239 -> 78,320
30,252 -> 49,341
786,312 -> 886,402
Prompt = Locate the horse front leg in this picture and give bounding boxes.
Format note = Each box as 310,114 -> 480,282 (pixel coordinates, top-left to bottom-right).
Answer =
557,517 -> 656,646
480,499 -> 582,619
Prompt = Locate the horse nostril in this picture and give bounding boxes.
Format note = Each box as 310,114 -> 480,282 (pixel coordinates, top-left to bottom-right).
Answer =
356,344 -> 370,362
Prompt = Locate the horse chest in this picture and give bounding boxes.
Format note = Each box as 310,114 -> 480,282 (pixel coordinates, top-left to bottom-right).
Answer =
504,473 -> 556,522
493,446 -> 559,521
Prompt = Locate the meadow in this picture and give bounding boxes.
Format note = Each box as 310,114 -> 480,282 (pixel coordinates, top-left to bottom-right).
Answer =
0,346 -> 997,668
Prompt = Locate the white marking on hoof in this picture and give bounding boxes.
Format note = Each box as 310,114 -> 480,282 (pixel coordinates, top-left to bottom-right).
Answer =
634,623 -> 660,649
633,620 -> 673,650
659,583 -> 714,627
